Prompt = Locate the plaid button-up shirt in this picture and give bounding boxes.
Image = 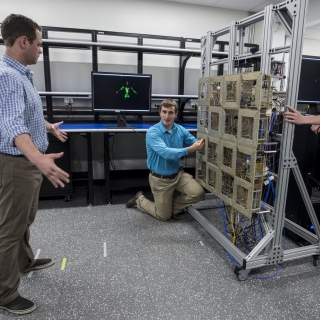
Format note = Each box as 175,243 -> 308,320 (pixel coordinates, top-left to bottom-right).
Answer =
0,54 -> 48,155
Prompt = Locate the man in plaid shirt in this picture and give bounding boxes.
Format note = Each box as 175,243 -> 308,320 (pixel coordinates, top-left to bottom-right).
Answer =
0,14 -> 69,315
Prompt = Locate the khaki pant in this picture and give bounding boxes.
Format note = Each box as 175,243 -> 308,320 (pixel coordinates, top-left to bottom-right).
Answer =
137,170 -> 205,221
0,154 -> 42,305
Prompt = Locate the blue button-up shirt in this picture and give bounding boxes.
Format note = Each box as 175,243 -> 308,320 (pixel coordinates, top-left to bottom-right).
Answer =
0,54 -> 48,155
146,120 -> 196,175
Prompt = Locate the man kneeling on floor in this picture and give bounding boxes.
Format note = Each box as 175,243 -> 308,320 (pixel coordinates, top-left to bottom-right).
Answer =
126,98 -> 205,220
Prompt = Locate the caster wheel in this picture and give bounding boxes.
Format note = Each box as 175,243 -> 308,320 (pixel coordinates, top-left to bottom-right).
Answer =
236,272 -> 248,281
234,265 -> 249,281
64,195 -> 71,202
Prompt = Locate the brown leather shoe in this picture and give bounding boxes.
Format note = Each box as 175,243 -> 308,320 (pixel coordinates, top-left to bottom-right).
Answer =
171,213 -> 181,220
126,191 -> 143,208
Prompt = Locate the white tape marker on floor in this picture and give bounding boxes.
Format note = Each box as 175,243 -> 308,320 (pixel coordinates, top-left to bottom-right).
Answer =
199,241 -> 204,246
104,242 -> 107,257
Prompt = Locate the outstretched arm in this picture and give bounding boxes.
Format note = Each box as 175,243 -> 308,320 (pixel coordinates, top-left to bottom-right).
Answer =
45,120 -> 68,143
284,105 -> 320,125
14,134 -> 70,188
116,86 -> 125,94
130,87 -> 137,94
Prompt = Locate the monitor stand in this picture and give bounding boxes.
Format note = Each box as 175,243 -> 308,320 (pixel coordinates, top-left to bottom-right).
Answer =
107,114 -> 137,129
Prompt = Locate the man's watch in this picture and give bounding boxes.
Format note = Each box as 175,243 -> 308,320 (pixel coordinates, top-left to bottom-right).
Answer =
48,124 -> 55,133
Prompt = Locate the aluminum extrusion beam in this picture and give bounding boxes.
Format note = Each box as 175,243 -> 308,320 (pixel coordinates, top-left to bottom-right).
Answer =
41,39 -> 205,56
152,94 -> 198,99
238,27 -> 246,57
233,51 -> 262,61
269,45 -> 291,54
261,5 -> 275,74
38,92 -> 198,99
227,21 -> 237,75
211,27 -> 230,38
39,91 -> 91,97
283,246 -> 320,262
245,230 -> 275,261
275,10 -> 292,37
200,36 -> 207,77
260,212 -> 273,234
263,189 -> 319,247
210,58 -> 229,66
284,218 -> 319,244
205,32 -> 215,77
245,255 -> 269,269
272,0 -> 309,250
187,206 -> 246,263
292,165 -> 320,238
236,11 -> 265,28
246,245 -> 320,269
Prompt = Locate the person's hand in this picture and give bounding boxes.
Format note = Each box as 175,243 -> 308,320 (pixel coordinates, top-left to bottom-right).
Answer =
311,124 -> 320,134
284,105 -> 304,124
51,121 -> 68,143
188,139 -> 205,153
35,153 -> 70,188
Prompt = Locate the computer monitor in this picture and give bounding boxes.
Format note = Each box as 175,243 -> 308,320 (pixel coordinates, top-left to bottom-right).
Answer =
92,71 -> 152,128
298,56 -> 320,104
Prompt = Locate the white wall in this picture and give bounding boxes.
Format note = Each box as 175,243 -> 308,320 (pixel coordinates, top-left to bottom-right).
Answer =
307,0 -> 320,24
1,0 -> 247,38
303,39 -> 320,56
0,0 -> 250,95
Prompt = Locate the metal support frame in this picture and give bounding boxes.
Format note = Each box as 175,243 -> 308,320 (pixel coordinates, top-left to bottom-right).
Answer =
178,43 -> 195,123
194,0 -> 320,278
227,21 -> 237,75
42,30 -> 53,123
92,31 -> 99,123
137,37 -> 143,74
218,44 -> 225,76
3,26 -> 227,124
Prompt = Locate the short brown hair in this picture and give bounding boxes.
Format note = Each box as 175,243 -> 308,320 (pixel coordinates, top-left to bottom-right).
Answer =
160,98 -> 178,113
1,14 -> 41,47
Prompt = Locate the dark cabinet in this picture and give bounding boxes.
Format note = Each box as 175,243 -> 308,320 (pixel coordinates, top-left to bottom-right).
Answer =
285,124 -> 319,241
39,135 -> 73,200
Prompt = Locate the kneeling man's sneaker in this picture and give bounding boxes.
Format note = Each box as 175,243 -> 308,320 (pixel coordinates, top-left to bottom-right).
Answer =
0,296 -> 36,315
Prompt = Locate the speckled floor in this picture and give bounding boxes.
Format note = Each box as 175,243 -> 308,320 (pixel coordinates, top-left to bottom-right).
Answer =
1,186 -> 320,320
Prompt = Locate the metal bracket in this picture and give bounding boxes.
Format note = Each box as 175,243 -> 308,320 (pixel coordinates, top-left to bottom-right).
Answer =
267,245 -> 284,265
283,0 -> 299,17
265,210 -> 276,229
282,156 -> 297,168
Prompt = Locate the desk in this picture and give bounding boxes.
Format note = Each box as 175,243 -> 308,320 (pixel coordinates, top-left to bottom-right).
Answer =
60,123 -> 197,205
